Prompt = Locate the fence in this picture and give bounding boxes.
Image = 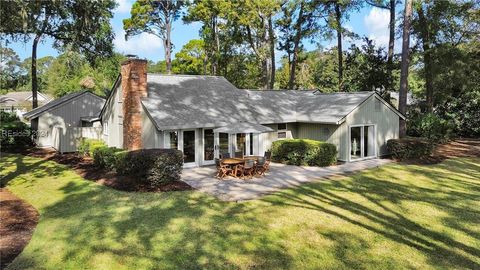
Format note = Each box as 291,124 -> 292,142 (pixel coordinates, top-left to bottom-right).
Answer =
53,127 -> 102,153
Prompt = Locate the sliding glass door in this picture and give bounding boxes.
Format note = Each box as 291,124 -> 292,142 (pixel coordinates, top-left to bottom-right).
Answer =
203,129 -> 215,165
350,125 -> 376,161
182,130 -> 196,166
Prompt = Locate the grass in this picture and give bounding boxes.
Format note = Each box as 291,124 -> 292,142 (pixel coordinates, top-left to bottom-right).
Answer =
1,154 -> 479,270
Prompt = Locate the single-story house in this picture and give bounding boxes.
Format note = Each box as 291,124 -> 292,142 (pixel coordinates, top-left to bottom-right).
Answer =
24,91 -> 105,147
0,91 -> 52,118
100,58 -> 405,167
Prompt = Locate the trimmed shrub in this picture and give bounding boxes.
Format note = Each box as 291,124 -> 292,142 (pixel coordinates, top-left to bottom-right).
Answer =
0,111 -> 34,151
387,138 -> 434,160
77,138 -> 106,156
271,139 -> 337,167
93,146 -> 123,170
115,149 -> 183,188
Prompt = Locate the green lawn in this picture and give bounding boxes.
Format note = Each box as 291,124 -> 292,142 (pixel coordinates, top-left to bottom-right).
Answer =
1,154 -> 479,270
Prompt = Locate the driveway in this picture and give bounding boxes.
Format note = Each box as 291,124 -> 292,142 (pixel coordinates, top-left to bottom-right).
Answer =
182,158 -> 393,201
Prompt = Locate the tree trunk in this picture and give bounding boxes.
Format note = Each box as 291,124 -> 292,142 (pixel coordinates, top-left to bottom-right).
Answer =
399,0 -> 413,137
165,19 -> 172,74
416,5 -> 434,113
212,16 -> 220,75
288,2 -> 304,90
31,33 -> 41,109
268,15 -> 276,89
387,0 -> 395,91
335,3 -> 343,91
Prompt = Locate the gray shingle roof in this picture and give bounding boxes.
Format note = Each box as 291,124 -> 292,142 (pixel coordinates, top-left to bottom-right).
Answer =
23,91 -> 104,119
142,74 -> 379,130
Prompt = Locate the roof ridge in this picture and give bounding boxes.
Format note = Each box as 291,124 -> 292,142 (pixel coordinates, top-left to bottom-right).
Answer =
147,73 -> 225,78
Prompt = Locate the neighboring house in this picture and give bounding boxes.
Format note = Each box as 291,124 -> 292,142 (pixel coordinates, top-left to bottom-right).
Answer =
23,91 -> 105,147
389,91 -> 416,109
100,58 -> 405,167
0,91 -> 52,118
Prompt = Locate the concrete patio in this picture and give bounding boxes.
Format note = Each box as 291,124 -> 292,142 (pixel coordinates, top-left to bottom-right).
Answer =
182,158 -> 393,201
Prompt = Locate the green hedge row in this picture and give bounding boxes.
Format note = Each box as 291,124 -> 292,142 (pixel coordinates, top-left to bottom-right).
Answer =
116,149 -> 184,187
78,138 -> 183,188
271,139 -> 337,167
387,138 -> 434,160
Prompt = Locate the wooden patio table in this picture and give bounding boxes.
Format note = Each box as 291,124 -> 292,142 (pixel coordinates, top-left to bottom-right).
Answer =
221,158 -> 244,177
221,156 -> 263,177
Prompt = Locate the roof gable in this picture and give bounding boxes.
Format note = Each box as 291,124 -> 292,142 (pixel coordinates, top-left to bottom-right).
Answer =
23,91 -> 105,119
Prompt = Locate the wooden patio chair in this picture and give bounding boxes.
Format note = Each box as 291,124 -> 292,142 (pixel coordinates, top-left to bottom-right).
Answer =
237,160 -> 255,179
255,157 -> 269,177
264,151 -> 272,160
215,158 -> 231,179
263,152 -> 272,172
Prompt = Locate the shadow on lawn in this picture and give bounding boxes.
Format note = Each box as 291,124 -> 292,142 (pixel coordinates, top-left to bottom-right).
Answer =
263,158 -> 480,269
1,154 -> 65,188
3,154 -> 479,269
8,173 -> 292,269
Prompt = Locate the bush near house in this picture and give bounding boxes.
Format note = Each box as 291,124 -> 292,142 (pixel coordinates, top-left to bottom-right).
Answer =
115,149 -> 184,188
0,111 -> 34,151
387,138 -> 434,160
92,146 -> 123,170
78,138 -> 183,188
271,139 -> 337,167
77,138 -> 106,156
407,112 -> 454,143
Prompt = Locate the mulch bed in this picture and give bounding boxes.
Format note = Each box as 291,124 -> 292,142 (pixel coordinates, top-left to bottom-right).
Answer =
402,138 -> 480,165
17,148 -> 192,192
0,188 -> 39,269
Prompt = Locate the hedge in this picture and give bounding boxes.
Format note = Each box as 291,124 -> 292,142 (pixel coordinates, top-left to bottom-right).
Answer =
387,138 -> 434,160
115,149 -> 184,188
92,146 -> 123,170
271,139 -> 337,167
0,111 -> 34,151
77,138 -> 106,156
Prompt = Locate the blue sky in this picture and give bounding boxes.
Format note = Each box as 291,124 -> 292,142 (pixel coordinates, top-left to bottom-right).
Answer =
7,0 -> 398,63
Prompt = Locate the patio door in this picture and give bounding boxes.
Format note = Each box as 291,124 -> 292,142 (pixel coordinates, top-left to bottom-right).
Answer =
349,125 -> 376,161
182,130 -> 196,167
214,132 -> 231,158
203,129 -> 215,165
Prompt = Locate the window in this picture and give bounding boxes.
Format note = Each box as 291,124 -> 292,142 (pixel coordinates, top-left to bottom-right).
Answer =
165,131 -> 178,149
82,121 -> 93,127
375,98 -> 381,112
277,123 -> 287,139
103,122 -> 108,135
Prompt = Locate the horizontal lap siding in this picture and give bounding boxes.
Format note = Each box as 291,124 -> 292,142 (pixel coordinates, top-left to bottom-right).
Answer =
345,95 -> 400,157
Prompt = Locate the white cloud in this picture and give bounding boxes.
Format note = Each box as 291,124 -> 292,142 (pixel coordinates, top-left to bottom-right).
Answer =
115,0 -> 132,13
363,7 -> 390,48
113,28 -> 163,57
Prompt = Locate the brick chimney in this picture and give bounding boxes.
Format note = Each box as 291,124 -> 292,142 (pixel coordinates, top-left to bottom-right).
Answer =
121,57 -> 148,150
